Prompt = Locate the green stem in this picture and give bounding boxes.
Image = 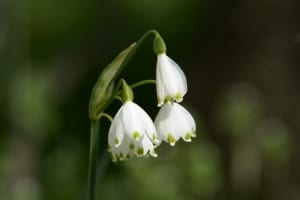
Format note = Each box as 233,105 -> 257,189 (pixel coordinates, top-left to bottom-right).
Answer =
98,113 -> 113,122
87,120 -> 100,200
130,79 -> 156,89
87,30 -> 160,200
99,29 -> 160,111
114,95 -> 123,103
117,29 -> 160,74
115,80 -> 156,97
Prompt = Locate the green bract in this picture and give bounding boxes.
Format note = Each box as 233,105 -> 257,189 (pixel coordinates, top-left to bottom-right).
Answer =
153,34 -> 166,55
121,79 -> 134,102
89,43 -> 136,120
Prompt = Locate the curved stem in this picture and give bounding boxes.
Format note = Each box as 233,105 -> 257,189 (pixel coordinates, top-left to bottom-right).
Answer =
118,29 -> 160,73
115,79 -> 156,97
98,30 -> 159,114
114,96 -> 123,103
87,30 -> 160,200
98,113 -> 113,122
130,79 -> 156,89
87,120 -> 100,200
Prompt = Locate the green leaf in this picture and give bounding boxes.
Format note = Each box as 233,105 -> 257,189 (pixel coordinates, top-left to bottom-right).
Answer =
89,43 -> 136,120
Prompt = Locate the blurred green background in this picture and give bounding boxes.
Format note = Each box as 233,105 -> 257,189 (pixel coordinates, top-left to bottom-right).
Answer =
1,0 -> 300,200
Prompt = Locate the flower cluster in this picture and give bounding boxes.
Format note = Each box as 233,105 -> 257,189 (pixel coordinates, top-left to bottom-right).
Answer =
108,101 -> 159,162
154,53 -> 196,147
107,34 -> 196,162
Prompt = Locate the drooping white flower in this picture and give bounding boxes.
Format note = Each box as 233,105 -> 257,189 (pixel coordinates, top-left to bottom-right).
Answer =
154,102 -> 196,146
156,53 -> 187,107
108,101 -> 159,162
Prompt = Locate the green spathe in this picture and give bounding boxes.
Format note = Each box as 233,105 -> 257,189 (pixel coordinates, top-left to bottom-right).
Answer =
121,79 -> 134,102
89,43 -> 136,120
153,34 -> 166,55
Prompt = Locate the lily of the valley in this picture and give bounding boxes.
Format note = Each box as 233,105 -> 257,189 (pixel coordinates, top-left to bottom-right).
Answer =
156,53 -> 187,107
154,102 -> 196,146
108,101 -> 159,162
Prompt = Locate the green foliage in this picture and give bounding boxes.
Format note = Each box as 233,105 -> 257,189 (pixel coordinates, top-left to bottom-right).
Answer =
89,44 -> 135,120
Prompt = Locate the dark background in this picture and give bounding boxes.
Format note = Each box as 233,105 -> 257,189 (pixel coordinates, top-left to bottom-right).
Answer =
1,0 -> 300,199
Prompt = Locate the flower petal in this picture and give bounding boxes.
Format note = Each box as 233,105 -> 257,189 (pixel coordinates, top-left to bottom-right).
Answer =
156,53 -> 188,106
121,102 -> 144,141
134,105 -> 159,144
108,107 -> 124,147
155,103 -> 196,146
167,56 -> 187,101
108,101 -> 160,162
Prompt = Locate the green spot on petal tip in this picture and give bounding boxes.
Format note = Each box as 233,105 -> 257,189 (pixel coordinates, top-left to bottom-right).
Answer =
175,92 -> 182,101
133,131 -> 140,140
152,133 -> 158,141
165,96 -> 172,103
129,143 -> 135,150
157,97 -> 163,106
167,134 -> 176,146
137,147 -> 144,155
185,132 -> 192,141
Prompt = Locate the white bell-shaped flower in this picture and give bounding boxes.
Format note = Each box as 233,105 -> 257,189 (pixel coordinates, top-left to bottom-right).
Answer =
108,101 -> 159,162
156,53 -> 187,106
154,102 -> 196,146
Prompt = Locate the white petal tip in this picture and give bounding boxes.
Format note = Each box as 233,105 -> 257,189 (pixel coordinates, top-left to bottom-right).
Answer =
174,92 -> 183,102
192,131 -> 197,137
183,132 -> 192,142
151,133 -> 159,143
151,153 -> 158,158
150,149 -> 158,157
114,138 -> 121,147
167,134 -> 176,146
157,96 -> 164,107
